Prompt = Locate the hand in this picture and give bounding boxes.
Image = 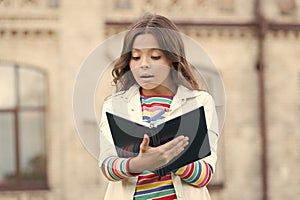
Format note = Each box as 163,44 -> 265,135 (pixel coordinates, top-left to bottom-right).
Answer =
128,134 -> 189,173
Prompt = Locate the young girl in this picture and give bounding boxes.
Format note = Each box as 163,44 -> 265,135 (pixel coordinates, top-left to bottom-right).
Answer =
99,14 -> 219,200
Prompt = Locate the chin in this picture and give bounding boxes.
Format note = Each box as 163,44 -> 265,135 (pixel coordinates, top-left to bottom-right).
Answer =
137,81 -> 158,90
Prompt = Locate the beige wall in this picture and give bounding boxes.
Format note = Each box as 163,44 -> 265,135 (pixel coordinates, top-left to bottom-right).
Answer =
265,33 -> 300,199
0,0 -> 299,199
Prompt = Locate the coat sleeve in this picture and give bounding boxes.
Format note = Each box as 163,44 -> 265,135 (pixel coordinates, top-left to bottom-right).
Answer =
202,92 -> 219,172
175,92 -> 219,187
99,99 -> 117,162
99,99 -> 139,182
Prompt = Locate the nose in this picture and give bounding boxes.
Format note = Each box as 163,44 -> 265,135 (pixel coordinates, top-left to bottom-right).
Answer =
140,56 -> 150,69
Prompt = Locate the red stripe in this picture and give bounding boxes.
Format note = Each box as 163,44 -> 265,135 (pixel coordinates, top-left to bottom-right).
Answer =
141,102 -> 171,108
142,106 -> 170,112
181,162 -> 195,179
126,157 -> 140,176
111,159 -> 124,179
137,174 -> 172,185
199,173 -> 211,187
153,193 -> 177,200
101,160 -> 110,179
141,94 -> 174,98
177,165 -> 189,176
198,162 -> 212,187
137,172 -> 156,179
138,173 -> 171,180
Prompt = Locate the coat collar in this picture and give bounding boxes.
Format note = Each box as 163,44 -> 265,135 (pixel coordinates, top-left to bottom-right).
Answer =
118,84 -> 201,102
115,84 -> 203,115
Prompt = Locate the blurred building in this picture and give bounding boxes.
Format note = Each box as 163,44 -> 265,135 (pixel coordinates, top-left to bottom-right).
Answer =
0,0 -> 299,200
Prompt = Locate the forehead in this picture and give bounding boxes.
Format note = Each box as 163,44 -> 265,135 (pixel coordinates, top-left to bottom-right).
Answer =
132,34 -> 160,50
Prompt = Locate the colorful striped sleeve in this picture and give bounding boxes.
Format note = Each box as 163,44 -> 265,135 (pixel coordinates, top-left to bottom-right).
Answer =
100,156 -> 139,181
175,160 -> 213,187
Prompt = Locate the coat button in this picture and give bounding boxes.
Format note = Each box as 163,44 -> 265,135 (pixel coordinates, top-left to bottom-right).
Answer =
131,108 -> 134,111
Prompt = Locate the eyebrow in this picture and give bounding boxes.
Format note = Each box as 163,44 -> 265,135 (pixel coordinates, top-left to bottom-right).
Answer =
132,48 -> 162,51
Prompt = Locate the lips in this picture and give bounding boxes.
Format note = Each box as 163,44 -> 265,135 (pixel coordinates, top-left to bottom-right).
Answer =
140,75 -> 154,78
139,74 -> 155,82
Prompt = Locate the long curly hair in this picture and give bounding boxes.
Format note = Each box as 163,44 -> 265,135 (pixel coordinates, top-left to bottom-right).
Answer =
112,14 -> 200,92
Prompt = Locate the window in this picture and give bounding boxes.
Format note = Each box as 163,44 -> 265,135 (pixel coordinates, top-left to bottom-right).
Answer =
0,63 -> 47,190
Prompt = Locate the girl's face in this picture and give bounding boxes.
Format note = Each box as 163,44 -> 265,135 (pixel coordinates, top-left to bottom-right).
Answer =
129,34 -> 176,95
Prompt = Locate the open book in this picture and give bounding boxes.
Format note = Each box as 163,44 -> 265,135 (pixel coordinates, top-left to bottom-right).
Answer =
106,106 -> 211,176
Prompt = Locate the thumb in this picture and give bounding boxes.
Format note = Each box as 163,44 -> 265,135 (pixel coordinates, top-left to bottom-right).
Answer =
140,134 -> 150,152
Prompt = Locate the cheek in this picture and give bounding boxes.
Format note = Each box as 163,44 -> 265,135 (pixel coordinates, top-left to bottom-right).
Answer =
129,60 -> 140,70
129,63 -> 139,78
129,60 -> 133,69
153,66 -> 171,79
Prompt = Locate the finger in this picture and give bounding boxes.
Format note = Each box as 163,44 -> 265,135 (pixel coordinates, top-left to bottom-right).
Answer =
164,137 -> 189,157
160,135 -> 188,150
139,134 -> 150,153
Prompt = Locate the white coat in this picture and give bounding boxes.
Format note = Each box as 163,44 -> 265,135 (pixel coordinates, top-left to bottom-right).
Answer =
99,84 -> 219,200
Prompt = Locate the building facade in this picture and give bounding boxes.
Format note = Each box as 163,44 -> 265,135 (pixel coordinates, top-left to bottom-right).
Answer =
0,0 -> 299,199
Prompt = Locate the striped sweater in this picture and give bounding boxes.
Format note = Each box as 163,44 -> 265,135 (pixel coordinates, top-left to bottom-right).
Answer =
101,94 -> 213,199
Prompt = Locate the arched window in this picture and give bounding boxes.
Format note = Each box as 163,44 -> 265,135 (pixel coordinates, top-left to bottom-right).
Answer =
0,62 -> 47,190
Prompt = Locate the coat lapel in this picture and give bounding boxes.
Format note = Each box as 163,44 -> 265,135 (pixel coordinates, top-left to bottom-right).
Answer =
119,84 -> 202,121
169,85 -> 200,115
124,85 -> 143,121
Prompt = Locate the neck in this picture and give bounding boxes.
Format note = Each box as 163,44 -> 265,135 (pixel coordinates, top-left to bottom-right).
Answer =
141,85 -> 177,96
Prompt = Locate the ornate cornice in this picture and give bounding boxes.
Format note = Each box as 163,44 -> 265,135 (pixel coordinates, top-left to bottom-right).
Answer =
104,21 -> 300,39
0,0 -> 59,39
0,28 -> 57,38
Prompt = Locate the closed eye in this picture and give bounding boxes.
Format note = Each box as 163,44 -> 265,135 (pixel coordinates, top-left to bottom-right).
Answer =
131,56 -> 140,61
151,56 -> 161,60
